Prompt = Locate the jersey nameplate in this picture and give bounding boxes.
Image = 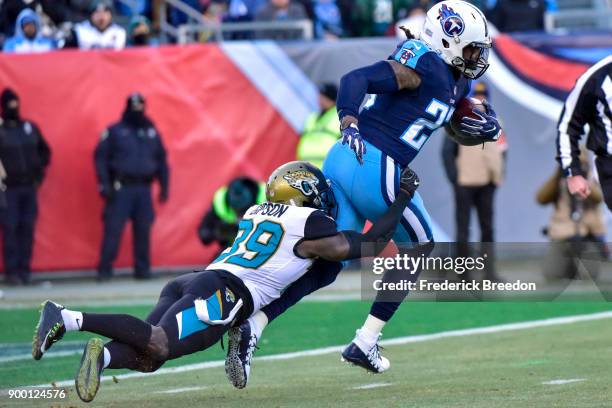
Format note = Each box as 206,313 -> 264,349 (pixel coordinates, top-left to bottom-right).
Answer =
249,202 -> 289,218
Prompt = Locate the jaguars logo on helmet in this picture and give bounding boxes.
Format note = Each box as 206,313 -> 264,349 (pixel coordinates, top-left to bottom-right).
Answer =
266,161 -> 336,217
283,170 -> 320,197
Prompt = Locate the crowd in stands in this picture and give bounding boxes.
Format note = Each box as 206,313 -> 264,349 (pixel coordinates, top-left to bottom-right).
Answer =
0,0 -> 560,53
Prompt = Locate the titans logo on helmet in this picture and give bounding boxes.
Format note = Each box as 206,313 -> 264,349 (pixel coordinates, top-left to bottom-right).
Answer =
439,4 -> 464,37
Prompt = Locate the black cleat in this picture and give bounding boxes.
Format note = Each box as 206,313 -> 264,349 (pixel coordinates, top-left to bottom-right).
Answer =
75,337 -> 105,403
225,320 -> 258,389
32,300 -> 66,360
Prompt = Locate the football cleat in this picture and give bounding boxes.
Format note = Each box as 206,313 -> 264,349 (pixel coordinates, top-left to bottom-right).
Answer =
32,300 -> 66,360
341,333 -> 390,374
225,320 -> 258,389
75,337 -> 105,403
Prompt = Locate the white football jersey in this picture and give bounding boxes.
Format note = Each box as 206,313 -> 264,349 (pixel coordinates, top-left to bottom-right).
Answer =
74,21 -> 126,50
207,202 -> 337,312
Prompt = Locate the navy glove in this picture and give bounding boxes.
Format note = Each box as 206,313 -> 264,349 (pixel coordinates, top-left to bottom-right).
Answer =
459,101 -> 501,141
341,123 -> 366,164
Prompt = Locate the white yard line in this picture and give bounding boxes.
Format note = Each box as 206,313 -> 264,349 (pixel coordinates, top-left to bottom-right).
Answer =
154,386 -> 208,394
542,379 -> 586,385
8,310 -> 612,391
352,382 -> 393,390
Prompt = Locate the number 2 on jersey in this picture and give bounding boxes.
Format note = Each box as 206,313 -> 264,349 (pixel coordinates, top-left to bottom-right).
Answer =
214,219 -> 285,269
401,99 -> 451,150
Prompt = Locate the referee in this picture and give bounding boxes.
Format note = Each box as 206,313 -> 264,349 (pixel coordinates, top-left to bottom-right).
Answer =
556,55 -> 612,209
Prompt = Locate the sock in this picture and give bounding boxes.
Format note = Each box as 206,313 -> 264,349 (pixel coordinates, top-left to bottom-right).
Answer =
61,309 -> 83,332
103,347 -> 111,369
104,341 -> 161,371
354,314 -> 386,352
81,313 -> 152,351
362,314 -> 386,336
248,311 -> 268,339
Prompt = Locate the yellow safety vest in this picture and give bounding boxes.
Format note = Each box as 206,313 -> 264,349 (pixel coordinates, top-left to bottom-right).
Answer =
212,183 -> 266,223
297,107 -> 341,169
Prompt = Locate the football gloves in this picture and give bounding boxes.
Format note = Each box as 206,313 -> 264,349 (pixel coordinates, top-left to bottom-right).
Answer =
341,123 -> 366,164
399,166 -> 419,198
458,101 -> 501,142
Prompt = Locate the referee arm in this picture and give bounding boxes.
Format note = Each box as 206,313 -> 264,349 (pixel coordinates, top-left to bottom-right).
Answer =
556,73 -> 595,199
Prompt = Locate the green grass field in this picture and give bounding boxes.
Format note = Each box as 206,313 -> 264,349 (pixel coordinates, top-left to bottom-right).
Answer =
2,301 -> 612,407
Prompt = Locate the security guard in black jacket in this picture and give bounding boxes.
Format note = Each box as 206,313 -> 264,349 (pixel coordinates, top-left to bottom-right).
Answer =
0,88 -> 51,285
94,93 -> 169,281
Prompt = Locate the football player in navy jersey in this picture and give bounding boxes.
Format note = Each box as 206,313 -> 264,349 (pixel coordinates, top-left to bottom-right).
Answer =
226,0 -> 503,381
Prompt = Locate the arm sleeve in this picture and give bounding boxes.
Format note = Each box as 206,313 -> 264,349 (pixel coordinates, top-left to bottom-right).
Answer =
341,191 -> 411,259
336,60 -> 399,120
34,125 -> 51,168
155,132 -> 170,196
94,129 -> 112,190
303,210 -> 338,240
556,75 -> 595,177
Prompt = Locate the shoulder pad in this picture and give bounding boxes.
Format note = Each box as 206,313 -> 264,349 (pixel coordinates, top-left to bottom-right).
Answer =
390,40 -> 433,69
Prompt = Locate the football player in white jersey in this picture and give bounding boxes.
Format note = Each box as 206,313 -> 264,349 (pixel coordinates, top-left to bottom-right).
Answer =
31,161 -> 418,402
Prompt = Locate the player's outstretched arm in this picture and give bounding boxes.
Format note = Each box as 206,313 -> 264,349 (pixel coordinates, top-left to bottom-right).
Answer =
296,167 -> 420,261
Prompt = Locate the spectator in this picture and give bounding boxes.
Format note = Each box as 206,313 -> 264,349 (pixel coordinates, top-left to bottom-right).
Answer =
0,0 -> 66,38
94,93 -> 169,281
300,0 -> 343,38
488,0 -> 546,32
350,0 -> 413,37
226,0 -> 268,21
127,15 -> 155,46
297,83 -> 340,169
442,82 -> 507,281
198,177 -> 265,256
3,9 -> 55,53
537,148 -> 607,280
255,0 -> 308,39
0,88 -> 51,285
65,0 -> 126,50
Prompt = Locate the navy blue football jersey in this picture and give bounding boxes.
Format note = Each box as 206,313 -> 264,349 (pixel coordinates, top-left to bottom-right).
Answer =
359,39 -> 471,167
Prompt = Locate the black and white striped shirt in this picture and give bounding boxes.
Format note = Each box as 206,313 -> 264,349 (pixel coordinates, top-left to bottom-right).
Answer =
556,55 -> 612,177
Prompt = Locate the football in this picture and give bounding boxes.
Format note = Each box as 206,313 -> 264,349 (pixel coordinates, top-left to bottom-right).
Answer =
450,97 -> 486,136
